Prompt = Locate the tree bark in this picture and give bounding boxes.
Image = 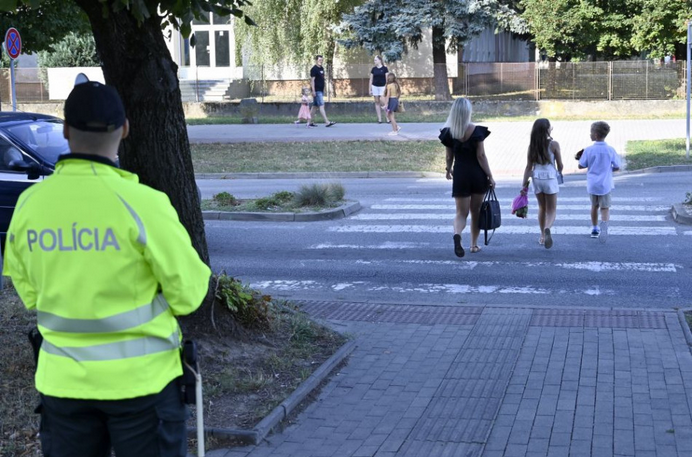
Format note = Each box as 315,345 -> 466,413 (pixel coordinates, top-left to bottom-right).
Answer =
73,2 -> 208,265
432,26 -> 451,101
74,3 -> 213,324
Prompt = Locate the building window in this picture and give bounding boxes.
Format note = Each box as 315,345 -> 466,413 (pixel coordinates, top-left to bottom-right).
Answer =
215,31 -> 230,67
195,31 -> 210,66
182,38 -> 190,67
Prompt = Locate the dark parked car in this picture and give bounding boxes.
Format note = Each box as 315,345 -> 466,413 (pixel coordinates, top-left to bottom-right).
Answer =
0,112 -> 68,245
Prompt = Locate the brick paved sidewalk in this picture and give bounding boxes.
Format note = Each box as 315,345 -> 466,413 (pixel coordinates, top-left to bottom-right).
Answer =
207,303 -> 692,457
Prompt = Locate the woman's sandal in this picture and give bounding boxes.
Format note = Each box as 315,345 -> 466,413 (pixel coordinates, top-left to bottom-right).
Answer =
538,238 -> 544,245
453,234 -> 464,258
470,245 -> 481,253
544,228 -> 553,249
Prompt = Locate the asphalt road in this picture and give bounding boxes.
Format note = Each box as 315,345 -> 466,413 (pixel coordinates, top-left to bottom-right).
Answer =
202,171 -> 692,310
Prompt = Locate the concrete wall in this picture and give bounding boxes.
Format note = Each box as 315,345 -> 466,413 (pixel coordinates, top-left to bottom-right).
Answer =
13,99 -> 687,121
182,99 -> 687,118
47,67 -> 106,100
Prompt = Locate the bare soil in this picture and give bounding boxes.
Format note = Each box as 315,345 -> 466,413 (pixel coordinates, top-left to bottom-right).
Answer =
0,286 -> 345,456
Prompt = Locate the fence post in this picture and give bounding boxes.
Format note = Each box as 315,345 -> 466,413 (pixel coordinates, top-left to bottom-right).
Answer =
608,61 -> 613,101
500,62 -> 503,94
535,63 -> 540,101
645,60 -> 649,100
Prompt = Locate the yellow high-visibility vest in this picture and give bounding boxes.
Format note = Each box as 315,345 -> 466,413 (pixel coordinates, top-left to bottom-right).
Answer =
3,156 -> 211,400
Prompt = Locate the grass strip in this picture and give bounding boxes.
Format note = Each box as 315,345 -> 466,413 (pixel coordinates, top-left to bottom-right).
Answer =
191,138 -> 692,174
191,140 -> 445,174
625,138 -> 692,170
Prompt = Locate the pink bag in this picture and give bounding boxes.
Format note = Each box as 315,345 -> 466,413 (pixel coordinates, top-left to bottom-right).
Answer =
511,189 -> 529,218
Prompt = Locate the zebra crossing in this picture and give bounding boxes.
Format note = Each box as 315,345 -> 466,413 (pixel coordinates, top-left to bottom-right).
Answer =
327,195 -> 676,237
245,188 -> 685,307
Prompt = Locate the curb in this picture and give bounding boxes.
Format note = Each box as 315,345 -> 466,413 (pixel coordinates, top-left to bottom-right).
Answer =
195,171 -> 441,180
194,340 -> 357,447
671,203 -> 692,225
629,165 -> 692,174
195,166 -> 692,181
202,201 -> 361,222
677,309 -> 692,347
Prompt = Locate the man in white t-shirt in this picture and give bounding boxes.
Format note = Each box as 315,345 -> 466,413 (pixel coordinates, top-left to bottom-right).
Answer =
577,121 -> 621,242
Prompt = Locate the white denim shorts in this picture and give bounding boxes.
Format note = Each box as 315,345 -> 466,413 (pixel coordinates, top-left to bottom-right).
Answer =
371,85 -> 385,97
533,177 -> 559,195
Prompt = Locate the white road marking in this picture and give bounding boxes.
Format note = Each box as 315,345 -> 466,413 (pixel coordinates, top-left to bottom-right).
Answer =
282,254 -> 682,273
384,197 -> 665,203
310,241 -> 434,250
250,280 -> 620,296
371,204 -> 670,211
328,225 -> 677,235
352,213 -> 666,222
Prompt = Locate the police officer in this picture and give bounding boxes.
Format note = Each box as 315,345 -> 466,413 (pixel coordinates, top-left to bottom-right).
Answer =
2,81 -> 211,457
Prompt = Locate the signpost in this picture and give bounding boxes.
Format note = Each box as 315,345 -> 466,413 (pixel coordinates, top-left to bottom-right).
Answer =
4,27 -> 21,112
687,21 -> 691,159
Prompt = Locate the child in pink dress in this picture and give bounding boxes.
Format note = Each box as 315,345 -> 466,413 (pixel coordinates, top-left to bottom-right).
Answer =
295,87 -> 313,127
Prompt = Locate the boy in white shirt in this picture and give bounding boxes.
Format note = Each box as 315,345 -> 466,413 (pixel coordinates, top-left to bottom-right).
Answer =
576,121 -> 621,242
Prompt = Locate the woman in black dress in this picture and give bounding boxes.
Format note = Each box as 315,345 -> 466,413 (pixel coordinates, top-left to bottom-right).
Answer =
439,98 -> 495,257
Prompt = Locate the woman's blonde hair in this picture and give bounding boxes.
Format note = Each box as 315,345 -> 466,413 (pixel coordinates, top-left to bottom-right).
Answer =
443,98 -> 472,140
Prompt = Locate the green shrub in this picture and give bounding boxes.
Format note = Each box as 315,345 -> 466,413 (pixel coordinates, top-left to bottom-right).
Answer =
213,192 -> 238,206
294,182 -> 345,207
37,32 -> 99,68
214,274 -> 273,330
253,191 -> 295,210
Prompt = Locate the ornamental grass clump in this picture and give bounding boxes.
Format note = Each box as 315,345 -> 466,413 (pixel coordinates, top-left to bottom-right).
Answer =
294,182 -> 345,207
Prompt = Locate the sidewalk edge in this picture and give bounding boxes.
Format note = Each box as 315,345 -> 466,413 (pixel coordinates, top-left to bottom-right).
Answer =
252,340 -> 357,444
677,309 -> 692,347
190,339 -> 356,447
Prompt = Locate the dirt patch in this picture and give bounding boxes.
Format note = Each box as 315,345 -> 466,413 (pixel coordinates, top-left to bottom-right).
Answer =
0,285 -> 345,456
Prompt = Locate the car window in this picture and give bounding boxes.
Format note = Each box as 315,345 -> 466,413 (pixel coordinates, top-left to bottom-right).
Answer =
6,121 -> 69,165
0,136 -> 25,172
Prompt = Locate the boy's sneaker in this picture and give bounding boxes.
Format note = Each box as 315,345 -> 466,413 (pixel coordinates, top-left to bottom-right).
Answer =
326,121 -> 336,127
590,228 -> 600,238
294,120 -> 301,125
308,122 -> 317,127
599,221 -> 608,243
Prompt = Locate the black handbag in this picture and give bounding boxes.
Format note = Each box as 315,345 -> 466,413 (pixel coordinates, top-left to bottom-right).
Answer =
478,187 -> 501,245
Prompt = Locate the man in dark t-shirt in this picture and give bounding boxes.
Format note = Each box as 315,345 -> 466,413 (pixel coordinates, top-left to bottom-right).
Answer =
309,55 -> 335,127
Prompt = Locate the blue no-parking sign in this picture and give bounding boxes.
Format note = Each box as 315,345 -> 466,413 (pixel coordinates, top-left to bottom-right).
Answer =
4,27 -> 21,59
4,27 -> 21,111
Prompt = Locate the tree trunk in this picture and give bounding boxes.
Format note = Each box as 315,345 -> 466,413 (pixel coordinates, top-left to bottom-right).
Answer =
74,3 -> 213,320
432,26 -> 451,101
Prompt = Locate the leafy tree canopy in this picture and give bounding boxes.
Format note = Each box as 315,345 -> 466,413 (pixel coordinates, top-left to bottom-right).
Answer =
338,0 -> 528,63
234,0 -> 362,71
0,0 -> 255,39
521,0 -> 692,60
0,0 -> 90,54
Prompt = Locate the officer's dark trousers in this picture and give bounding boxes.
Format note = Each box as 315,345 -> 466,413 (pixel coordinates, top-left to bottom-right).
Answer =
38,379 -> 188,457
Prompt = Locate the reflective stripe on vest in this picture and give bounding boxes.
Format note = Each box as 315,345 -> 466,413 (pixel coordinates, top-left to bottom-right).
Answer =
40,330 -> 180,362
37,293 -> 170,333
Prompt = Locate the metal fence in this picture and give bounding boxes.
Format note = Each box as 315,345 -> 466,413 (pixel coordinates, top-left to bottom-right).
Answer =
0,60 -> 686,105
0,68 -> 48,105
242,61 -> 686,102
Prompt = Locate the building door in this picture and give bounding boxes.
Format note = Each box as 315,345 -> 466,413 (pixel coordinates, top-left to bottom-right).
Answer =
187,12 -> 235,80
